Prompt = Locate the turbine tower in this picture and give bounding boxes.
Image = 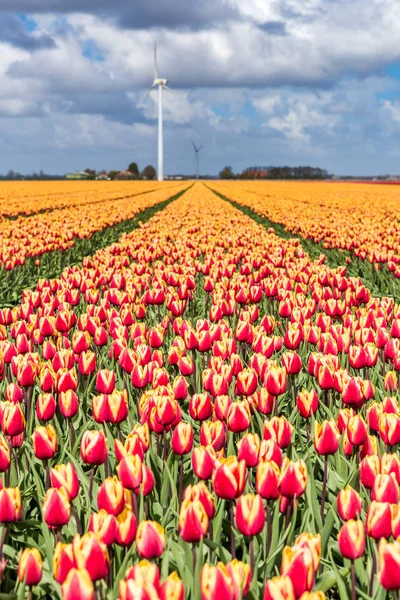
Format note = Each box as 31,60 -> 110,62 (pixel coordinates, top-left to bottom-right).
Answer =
139,44 -> 173,181
192,141 -> 203,180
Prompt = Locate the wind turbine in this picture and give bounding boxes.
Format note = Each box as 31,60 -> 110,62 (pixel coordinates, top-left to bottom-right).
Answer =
138,44 -> 173,181
192,141 -> 203,180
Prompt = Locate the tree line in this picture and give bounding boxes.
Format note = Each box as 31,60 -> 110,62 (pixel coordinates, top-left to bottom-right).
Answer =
220,165 -> 330,180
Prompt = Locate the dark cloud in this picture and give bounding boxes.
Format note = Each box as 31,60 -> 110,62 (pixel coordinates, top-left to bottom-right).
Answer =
258,21 -> 288,36
0,13 -> 56,50
0,0 -> 239,31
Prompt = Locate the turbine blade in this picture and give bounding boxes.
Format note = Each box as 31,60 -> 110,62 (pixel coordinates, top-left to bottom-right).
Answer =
154,43 -> 159,79
191,141 -> 196,151
137,86 -> 154,107
163,85 -> 175,93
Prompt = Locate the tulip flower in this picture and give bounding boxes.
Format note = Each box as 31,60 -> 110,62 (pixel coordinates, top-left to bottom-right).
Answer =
18,548 -> 42,586
32,424 -> 58,460
226,559 -> 251,600
136,521 -> 165,559
237,433 -> 260,467
279,458 -> 308,499
97,477 -> 124,516
61,568 -> 94,600
192,445 -> 217,480
117,455 -> 143,491
367,501 -> 392,539
126,559 -> 160,588
280,545 -> 315,598
43,487 -> 70,529
73,532 -> 109,581
80,430 -> 107,465
212,457 -> 246,500
264,576 -> 295,600
337,520 -> 365,560
50,463 -> 79,500
116,507 -> 137,546
179,498 -> 209,542
200,420 -> 226,451
378,538 -> 400,590
1,401 -> 25,437
183,483 -> 216,519
53,542 -> 76,584
88,510 -> 117,546
0,435 -> 10,473
36,393 -> 56,421
337,487 -> 362,521
235,493 -> 265,536
227,401 -> 251,433
0,487 -> 22,522
160,572 -> 185,600
314,420 -> 340,456
200,563 -> 234,600
372,473 -> 399,504
296,389 -> 318,419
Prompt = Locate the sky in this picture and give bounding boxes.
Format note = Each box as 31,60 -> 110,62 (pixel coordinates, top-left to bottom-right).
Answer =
1,1 -> 400,176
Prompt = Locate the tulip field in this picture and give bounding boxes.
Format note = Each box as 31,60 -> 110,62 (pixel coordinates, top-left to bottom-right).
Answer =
1,180 -> 400,599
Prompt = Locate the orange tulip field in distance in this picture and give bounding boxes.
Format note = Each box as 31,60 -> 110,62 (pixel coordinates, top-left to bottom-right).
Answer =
0,179 -> 400,599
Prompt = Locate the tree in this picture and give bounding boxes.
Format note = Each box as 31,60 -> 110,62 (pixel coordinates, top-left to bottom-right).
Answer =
219,166 -> 235,179
128,162 -> 140,177
108,170 -> 120,180
84,168 -> 96,180
141,165 -> 156,180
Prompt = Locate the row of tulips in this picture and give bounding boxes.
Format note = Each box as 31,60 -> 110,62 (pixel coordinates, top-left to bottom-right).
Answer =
0,180 -> 165,219
0,182 -> 185,271
211,180 -> 400,279
1,182 -> 400,599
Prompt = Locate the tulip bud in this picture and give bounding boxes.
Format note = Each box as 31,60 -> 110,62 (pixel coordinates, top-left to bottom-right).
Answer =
61,568 -> 94,600
337,520 -> 365,560
18,548 -> 42,586
1,401 -> 25,437
136,521 -> 165,559
235,493 -> 265,536
171,422 -> 194,456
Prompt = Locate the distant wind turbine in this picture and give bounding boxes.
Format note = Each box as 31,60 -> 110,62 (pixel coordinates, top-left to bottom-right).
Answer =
138,44 -> 174,181
192,141 -> 203,180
